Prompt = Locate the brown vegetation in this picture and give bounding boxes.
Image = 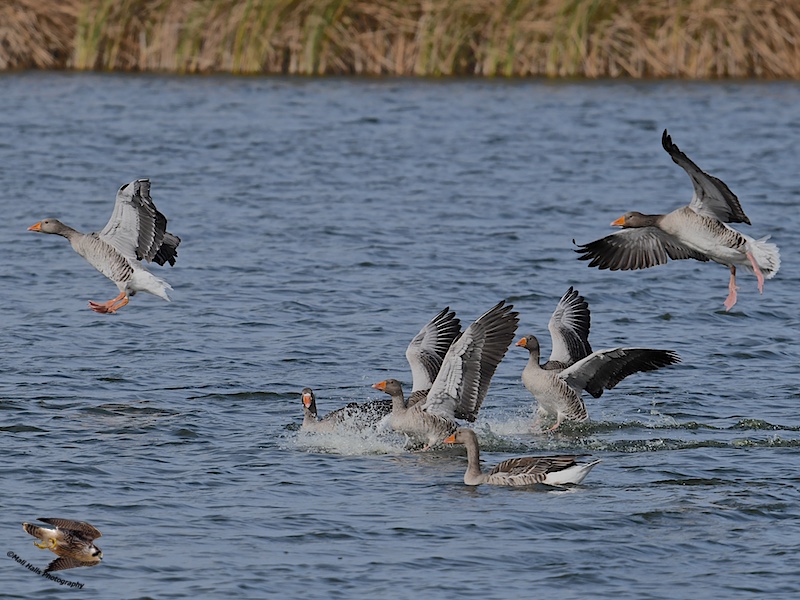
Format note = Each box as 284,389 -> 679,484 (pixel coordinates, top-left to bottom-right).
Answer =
1,0 -> 799,77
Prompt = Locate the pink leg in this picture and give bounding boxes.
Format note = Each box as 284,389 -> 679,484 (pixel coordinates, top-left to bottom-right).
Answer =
531,407 -> 548,433
723,266 -> 738,312
88,291 -> 127,314
746,251 -> 765,294
546,414 -> 564,432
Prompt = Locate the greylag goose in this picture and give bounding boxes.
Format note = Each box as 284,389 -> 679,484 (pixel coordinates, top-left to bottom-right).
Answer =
443,428 -> 600,486
23,518 -> 102,573
300,388 -> 391,433
373,300 -> 519,448
575,129 -> 780,311
516,287 -> 680,431
299,309 -> 459,433
28,179 -> 180,313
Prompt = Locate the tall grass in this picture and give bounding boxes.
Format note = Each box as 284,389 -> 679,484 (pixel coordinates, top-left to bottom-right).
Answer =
0,0 -> 79,69
1,0 -> 799,77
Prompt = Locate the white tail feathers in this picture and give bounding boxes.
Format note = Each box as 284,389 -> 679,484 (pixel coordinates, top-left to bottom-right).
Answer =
745,235 -> 781,279
131,269 -> 173,301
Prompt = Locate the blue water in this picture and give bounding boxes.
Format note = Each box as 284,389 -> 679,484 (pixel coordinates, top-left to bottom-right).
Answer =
1,73 -> 800,599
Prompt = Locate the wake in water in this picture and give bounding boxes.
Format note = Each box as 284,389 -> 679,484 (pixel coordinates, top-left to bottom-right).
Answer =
291,407 -> 800,456
292,415 -> 410,456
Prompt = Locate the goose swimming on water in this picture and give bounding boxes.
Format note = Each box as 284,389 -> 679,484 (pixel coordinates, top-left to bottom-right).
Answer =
443,428 -> 600,486
575,129 -> 780,311
28,179 -> 180,313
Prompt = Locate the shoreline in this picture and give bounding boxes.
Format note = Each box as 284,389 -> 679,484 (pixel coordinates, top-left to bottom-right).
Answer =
3,0 -> 799,78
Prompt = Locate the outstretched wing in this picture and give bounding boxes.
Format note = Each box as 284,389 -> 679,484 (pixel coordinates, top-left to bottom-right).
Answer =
547,287 -> 592,366
99,179 -> 180,266
406,307 -> 461,393
39,518 -> 102,540
560,348 -> 680,399
45,557 -> 100,573
575,228 -> 709,271
662,129 -> 750,224
423,301 -> 518,422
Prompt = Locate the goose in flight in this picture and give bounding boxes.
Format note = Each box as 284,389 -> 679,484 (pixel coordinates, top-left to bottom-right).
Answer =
575,129 -> 780,311
28,179 -> 180,313
443,428 -> 600,486
373,301 -> 519,448
516,287 -> 679,431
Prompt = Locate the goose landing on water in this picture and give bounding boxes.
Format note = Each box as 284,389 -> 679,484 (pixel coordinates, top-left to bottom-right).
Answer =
28,179 -> 180,314
575,129 -> 780,311
443,428 -> 600,487
516,287 -> 679,432
373,300 -> 519,449
298,308 -> 461,434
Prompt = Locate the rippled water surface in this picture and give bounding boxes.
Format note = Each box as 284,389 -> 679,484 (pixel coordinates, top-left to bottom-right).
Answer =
1,73 -> 800,598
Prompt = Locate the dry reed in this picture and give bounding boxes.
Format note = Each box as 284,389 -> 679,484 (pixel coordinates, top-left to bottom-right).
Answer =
1,0 -> 799,77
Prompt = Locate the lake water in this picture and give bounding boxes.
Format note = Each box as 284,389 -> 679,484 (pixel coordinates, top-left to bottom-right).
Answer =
1,73 -> 799,599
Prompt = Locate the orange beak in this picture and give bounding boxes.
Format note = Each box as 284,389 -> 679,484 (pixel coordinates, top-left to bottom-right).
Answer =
27,222 -> 42,232
372,381 -> 386,391
443,433 -> 457,444
515,338 -> 527,348
302,393 -> 312,408
611,215 -> 626,227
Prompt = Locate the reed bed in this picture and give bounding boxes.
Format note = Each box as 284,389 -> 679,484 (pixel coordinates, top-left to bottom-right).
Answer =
2,0 -> 799,77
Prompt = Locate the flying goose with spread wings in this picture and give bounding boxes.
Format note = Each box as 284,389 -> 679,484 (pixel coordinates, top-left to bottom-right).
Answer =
575,130 -> 779,311
28,179 -> 180,313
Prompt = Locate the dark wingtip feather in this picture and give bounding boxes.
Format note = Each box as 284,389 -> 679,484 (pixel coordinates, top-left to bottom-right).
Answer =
661,128 -> 672,152
153,232 -> 181,266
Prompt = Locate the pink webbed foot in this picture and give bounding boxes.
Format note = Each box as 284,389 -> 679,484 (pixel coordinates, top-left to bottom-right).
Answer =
724,267 -> 738,312
88,302 -> 112,314
88,292 -> 129,314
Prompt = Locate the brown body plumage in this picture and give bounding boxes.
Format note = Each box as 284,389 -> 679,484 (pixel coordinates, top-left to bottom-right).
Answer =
22,518 -> 103,573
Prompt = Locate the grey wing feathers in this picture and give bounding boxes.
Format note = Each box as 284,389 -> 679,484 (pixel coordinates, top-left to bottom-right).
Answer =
406,389 -> 429,408
424,301 -> 519,422
406,307 -> 461,393
575,229 -> 710,270
547,286 -> 592,366
561,348 -> 680,399
100,179 -> 180,266
465,301 -> 519,420
661,129 -> 750,225
490,455 -> 581,479
39,518 -> 101,539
